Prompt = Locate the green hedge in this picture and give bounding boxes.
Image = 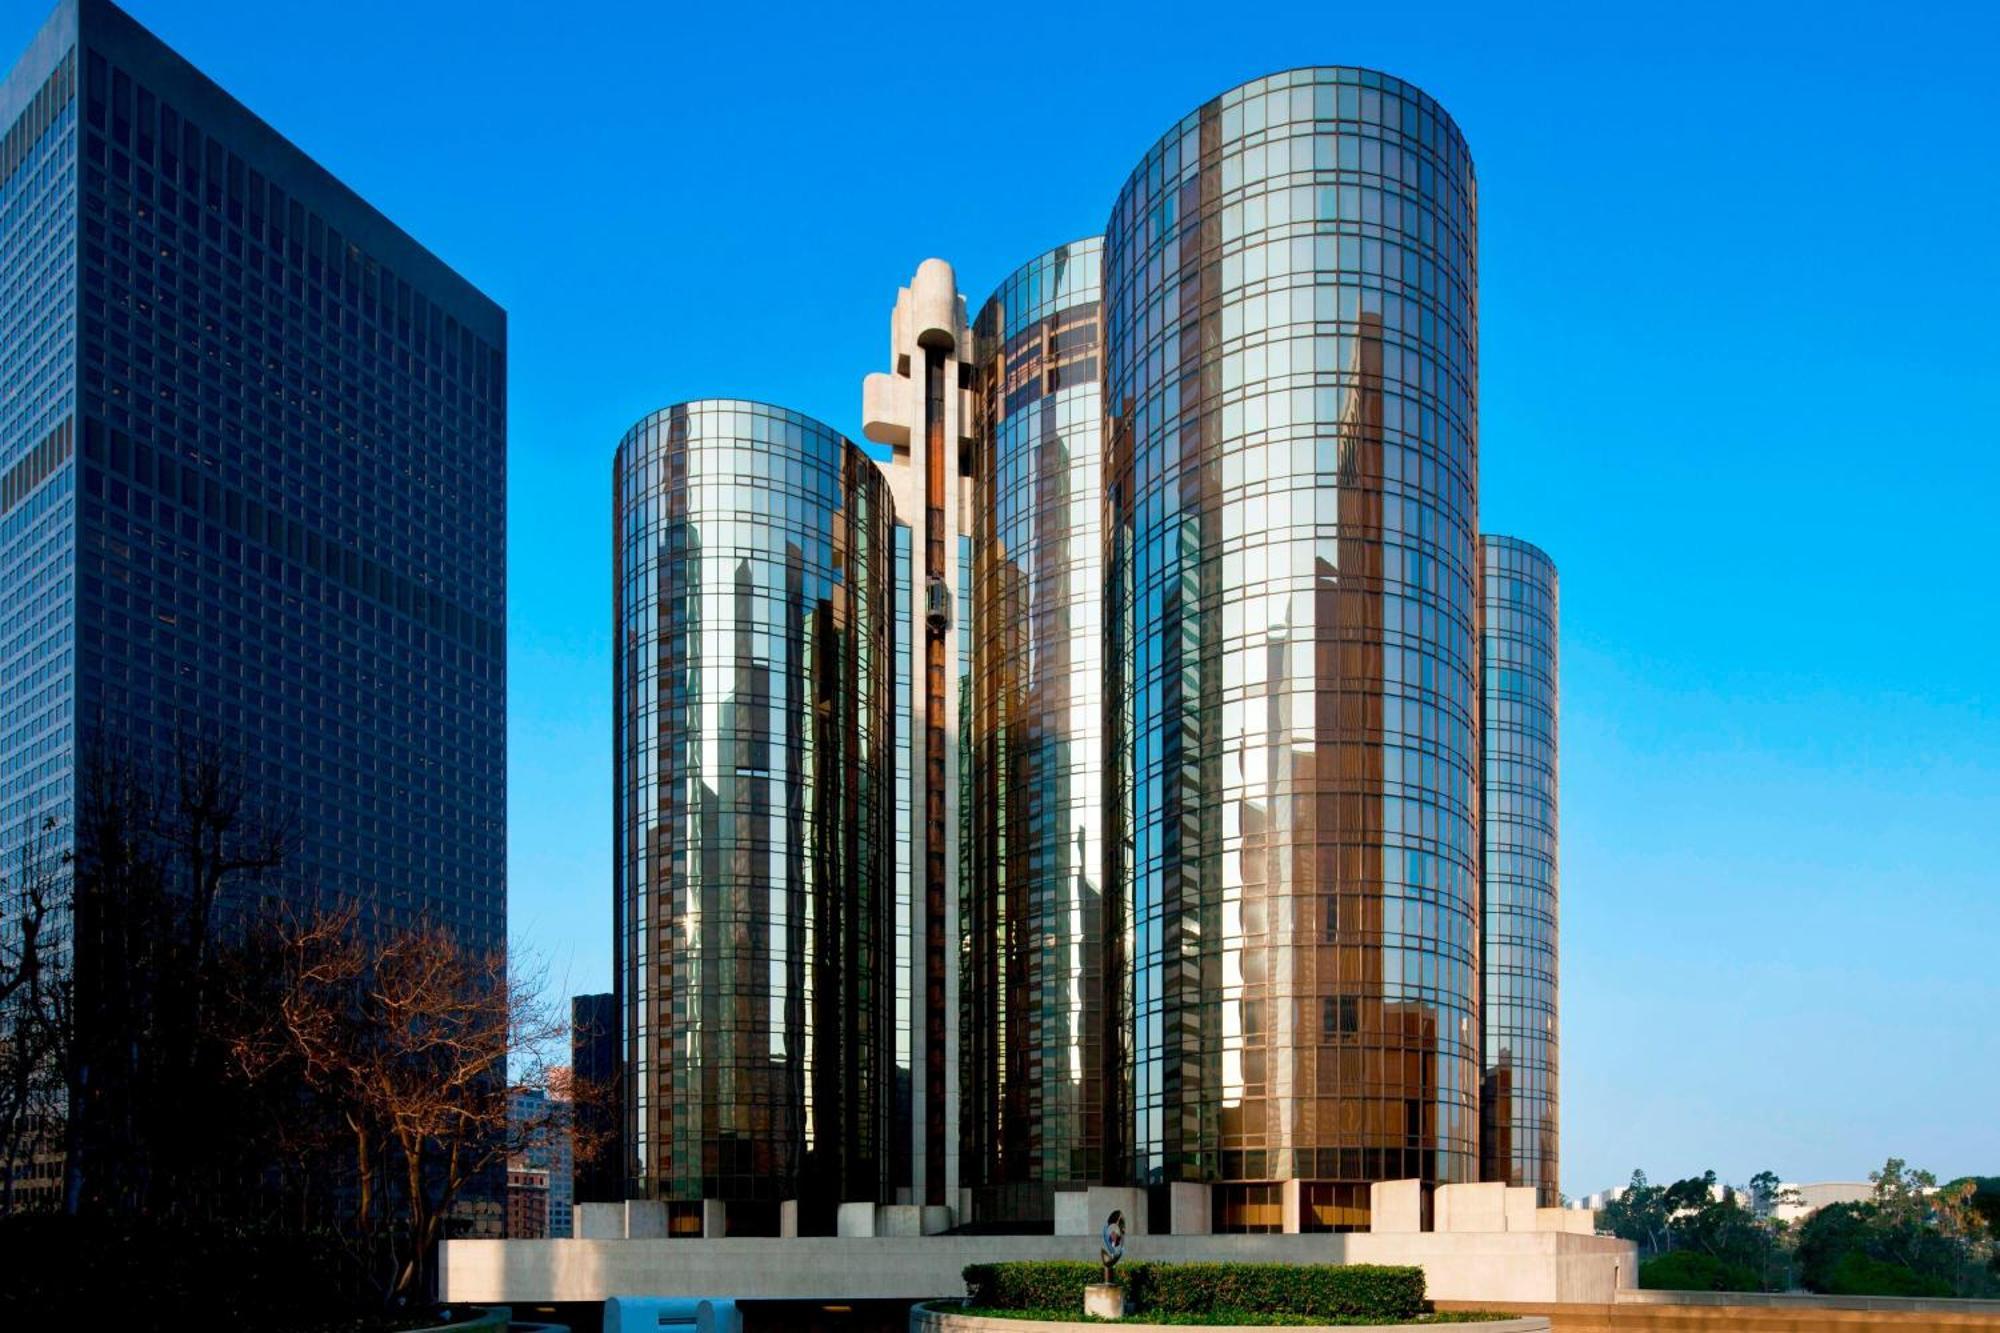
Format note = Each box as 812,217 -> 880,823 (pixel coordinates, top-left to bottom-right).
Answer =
962,1261 -> 1427,1320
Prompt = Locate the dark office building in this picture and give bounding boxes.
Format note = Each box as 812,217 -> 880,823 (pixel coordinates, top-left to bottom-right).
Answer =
0,0 -> 505,961
571,991 -> 622,1206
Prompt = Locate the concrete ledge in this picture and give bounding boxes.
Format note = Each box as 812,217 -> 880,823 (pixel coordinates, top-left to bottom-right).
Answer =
1437,1297 -> 2000,1329
441,1230 -> 1638,1307
912,1306 -> 1550,1333
1615,1288 -> 2000,1315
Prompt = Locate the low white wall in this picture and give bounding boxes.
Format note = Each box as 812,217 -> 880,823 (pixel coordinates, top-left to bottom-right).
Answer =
440,1230 -> 1637,1307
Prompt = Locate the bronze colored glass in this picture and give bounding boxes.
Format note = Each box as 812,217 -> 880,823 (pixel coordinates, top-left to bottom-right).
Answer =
1104,68 -> 1483,1227
1479,535 -> 1559,1205
613,401 -> 898,1230
963,238 -> 1107,1223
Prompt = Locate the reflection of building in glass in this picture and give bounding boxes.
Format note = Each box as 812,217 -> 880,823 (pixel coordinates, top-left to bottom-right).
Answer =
613,401 -> 898,1233
1479,535 -> 1558,1205
1105,68 -> 1484,1229
962,239 -> 1107,1225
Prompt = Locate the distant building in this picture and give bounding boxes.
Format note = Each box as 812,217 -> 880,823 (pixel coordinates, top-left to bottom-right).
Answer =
506,1158 -> 549,1240
510,1085 -> 573,1239
1771,1181 -> 1873,1224
570,993 -> 620,1205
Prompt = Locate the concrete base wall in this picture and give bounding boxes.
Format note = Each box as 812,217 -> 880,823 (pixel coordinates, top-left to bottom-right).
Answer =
1369,1179 -> 1422,1233
441,1230 -> 1639,1307
879,1205 -> 923,1238
574,1203 -> 623,1240
1056,1186 -> 1146,1237
1436,1181 -> 1509,1234
834,1201 -> 876,1238
1168,1183 -> 1211,1236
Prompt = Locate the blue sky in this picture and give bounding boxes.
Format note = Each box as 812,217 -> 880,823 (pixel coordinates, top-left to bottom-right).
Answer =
13,0 -> 1995,1199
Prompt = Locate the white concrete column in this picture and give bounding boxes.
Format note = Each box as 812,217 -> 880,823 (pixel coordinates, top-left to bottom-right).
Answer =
574,1202 -> 624,1239
1369,1179 -> 1423,1233
1054,1190 -> 1091,1236
1434,1182 -> 1506,1233
1281,1180 -> 1304,1234
1086,1185 -> 1148,1236
1168,1183 -> 1211,1235
835,1201 -> 877,1237
624,1201 -> 667,1239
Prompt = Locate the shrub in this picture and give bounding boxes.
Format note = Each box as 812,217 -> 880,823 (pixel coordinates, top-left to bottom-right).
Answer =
1639,1250 -> 1763,1292
962,1261 -> 1427,1320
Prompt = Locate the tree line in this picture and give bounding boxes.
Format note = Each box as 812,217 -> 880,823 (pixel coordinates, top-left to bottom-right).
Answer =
1599,1161 -> 2000,1297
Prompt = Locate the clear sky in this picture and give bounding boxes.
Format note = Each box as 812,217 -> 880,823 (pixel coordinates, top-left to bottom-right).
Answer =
12,0 -> 1995,1201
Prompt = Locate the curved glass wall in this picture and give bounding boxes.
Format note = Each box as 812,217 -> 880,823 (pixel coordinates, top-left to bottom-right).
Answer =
1104,67 -> 1481,1229
613,400 -> 897,1231
963,238 -> 1106,1222
1479,535 -> 1558,1204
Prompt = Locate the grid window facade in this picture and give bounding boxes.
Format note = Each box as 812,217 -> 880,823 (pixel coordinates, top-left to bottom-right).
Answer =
63,4 -> 506,955
3,0 -> 506,1010
613,401 -> 898,1226
1104,67 -> 1483,1228
962,238 -> 1108,1223
0,47 -> 79,869
1479,535 -> 1558,1205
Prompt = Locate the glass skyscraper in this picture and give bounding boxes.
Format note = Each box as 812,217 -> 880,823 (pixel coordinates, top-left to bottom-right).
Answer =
1,0 -> 505,951
1105,67 -> 1482,1230
612,401 -> 898,1230
962,239 -> 1107,1223
611,70 -> 1557,1234
1478,535 -> 1558,1204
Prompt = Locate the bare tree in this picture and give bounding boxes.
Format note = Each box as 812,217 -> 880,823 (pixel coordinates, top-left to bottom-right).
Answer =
232,904 -> 561,1306
65,740 -> 294,1217
0,816 -> 70,1214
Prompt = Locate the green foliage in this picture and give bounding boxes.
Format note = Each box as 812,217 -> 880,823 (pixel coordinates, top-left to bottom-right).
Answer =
1598,1166 -> 1786,1289
1639,1250 -> 1762,1292
961,1261 -> 1428,1321
1790,1159 -> 1999,1298
1823,1252 -> 1954,1298
1609,1157 -> 2000,1300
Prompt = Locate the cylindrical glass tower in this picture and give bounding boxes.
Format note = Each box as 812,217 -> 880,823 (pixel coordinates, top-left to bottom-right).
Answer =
1478,535 -> 1558,1205
1105,67 -> 1482,1230
962,238 -> 1107,1223
613,400 -> 898,1232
